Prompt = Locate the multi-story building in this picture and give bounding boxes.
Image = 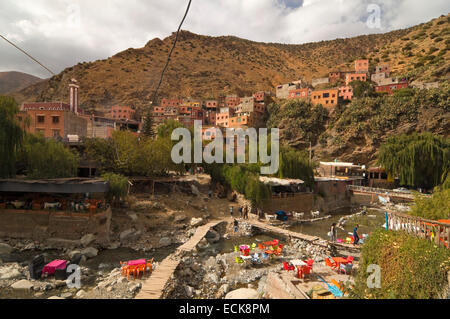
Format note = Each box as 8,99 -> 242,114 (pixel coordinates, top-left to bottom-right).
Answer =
329,72 -> 342,83
345,73 -> 367,85
338,86 -> 353,101
354,59 -> 369,73
374,64 -> 390,76
108,106 -> 135,120
310,89 -> 340,108
19,79 -> 87,140
276,80 -> 304,99
216,107 -> 234,128
205,100 -> 219,110
161,98 -> 182,108
225,95 -> 241,108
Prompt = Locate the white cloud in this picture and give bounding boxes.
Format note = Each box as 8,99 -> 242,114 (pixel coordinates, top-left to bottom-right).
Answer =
0,0 -> 448,78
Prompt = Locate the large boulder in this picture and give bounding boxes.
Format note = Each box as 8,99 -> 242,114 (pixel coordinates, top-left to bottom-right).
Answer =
159,237 -> 172,247
191,185 -> 201,197
80,247 -> 98,259
0,266 -> 22,280
205,230 -> 221,244
225,288 -> 260,299
190,218 -> 204,227
120,229 -> 141,242
80,234 -> 96,247
0,243 -> 13,255
11,279 -> 34,291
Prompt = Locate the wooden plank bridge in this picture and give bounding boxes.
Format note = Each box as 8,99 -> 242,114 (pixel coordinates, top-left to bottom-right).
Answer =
246,219 -> 360,252
135,220 -> 225,299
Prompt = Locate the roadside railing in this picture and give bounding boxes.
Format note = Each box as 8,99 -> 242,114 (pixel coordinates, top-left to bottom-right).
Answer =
346,185 -> 419,199
386,210 -> 450,249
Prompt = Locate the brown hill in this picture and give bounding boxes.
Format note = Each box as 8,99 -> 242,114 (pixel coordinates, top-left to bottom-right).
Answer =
11,14 -> 449,114
0,71 -> 43,94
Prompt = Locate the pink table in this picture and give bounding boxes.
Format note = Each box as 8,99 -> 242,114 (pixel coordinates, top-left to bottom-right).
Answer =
42,260 -> 67,275
127,259 -> 146,266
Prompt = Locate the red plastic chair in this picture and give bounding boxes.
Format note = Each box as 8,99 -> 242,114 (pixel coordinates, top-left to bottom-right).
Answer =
306,259 -> 314,267
347,256 -> 354,263
325,258 -> 338,270
283,262 -> 295,271
243,249 -> 251,257
296,266 -> 304,279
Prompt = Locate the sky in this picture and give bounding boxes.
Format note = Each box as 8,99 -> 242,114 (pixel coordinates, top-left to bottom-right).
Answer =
0,0 -> 449,78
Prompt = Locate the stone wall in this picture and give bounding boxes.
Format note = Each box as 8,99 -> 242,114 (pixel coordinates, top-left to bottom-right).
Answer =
0,208 -> 111,244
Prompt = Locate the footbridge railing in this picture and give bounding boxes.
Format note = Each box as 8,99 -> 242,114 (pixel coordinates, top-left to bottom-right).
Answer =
386,210 -> 450,249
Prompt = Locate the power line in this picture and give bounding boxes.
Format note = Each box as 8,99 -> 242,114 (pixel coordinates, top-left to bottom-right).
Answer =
0,33 -> 56,76
151,0 -> 192,106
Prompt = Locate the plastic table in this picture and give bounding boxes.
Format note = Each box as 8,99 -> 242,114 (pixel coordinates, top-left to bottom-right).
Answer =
127,259 -> 146,266
42,260 -> 67,275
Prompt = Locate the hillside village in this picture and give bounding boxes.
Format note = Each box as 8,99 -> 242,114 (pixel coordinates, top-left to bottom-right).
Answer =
0,10 -> 449,302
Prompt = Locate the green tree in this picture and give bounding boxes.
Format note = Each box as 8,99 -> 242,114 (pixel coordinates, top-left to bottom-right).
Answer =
278,147 -> 315,187
102,173 -> 129,206
0,96 -> 24,178
19,134 -> 79,179
350,80 -> 375,98
377,133 -> 449,189
142,109 -> 155,138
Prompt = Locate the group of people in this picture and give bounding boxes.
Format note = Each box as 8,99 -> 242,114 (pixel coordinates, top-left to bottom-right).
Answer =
330,223 -> 361,246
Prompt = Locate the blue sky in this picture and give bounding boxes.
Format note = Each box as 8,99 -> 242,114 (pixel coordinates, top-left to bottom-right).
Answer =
0,0 -> 449,78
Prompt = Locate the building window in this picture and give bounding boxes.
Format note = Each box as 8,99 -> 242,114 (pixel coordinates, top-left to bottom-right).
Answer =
53,130 -> 61,138
37,115 -> 45,123
52,116 -> 60,124
323,93 -> 330,98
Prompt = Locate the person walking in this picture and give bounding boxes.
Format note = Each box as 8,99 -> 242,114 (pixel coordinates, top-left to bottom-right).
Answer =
330,223 -> 337,242
239,206 -> 243,218
353,224 -> 361,245
243,206 -> 249,220
230,206 -> 234,218
234,219 -> 239,233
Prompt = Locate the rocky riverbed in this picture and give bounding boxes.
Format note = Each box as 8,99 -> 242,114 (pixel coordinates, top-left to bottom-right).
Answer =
161,222 -> 333,299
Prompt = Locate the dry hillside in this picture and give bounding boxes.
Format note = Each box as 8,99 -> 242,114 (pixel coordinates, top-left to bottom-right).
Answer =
0,71 -> 43,94
12,14 -> 450,112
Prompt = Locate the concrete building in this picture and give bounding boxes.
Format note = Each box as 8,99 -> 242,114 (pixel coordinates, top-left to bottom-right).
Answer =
161,98 -> 182,108
288,88 -> 310,100
311,89 -> 340,108
345,73 -> 367,85
108,105 -> 136,120
338,86 -> 353,101
374,64 -> 390,76
20,79 -> 87,140
355,59 -> 369,73
276,80 -> 304,99
375,81 -> 408,95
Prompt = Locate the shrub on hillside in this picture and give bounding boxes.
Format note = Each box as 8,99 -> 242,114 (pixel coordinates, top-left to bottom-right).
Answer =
351,229 -> 450,299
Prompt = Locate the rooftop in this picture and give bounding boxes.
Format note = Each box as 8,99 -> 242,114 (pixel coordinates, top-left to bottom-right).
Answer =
0,178 -> 109,194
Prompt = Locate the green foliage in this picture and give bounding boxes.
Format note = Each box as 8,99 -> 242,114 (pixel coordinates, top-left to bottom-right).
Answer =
102,173 -> 129,205
205,163 -> 271,207
266,99 -> 328,146
410,175 -> 450,220
334,82 -> 450,138
18,135 -> 79,179
84,130 -> 184,177
351,229 -> 450,299
277,147 -> 315,187
141,110 -> 155,138
377,133 -> 449,189
350,80 -> 375,98
157,119 -> 186,139
0,96 -> 24,178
